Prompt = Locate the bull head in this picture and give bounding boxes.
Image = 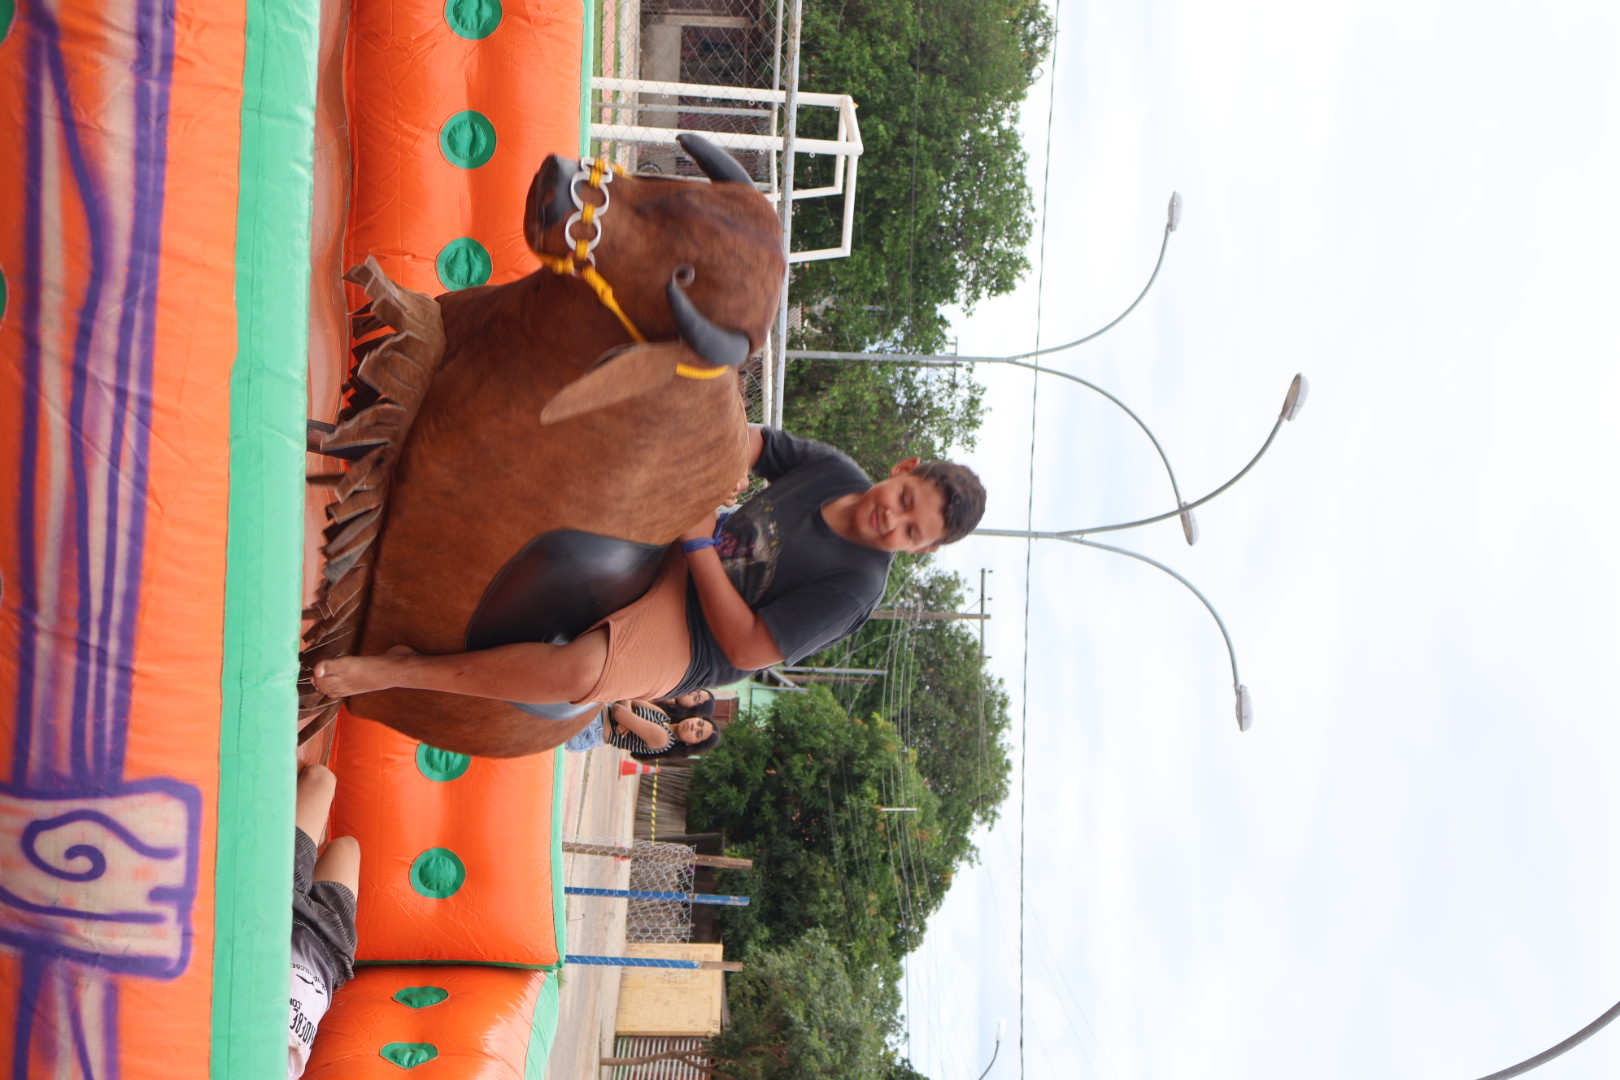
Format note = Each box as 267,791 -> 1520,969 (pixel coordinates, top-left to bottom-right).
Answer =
524,135 -> 784,423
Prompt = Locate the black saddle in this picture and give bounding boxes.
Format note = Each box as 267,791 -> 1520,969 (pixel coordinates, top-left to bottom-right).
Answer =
465,529 -> 666,652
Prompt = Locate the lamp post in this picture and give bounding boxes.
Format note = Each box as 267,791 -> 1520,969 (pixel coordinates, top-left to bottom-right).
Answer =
1470,997 -> 1620,1079
788,190 -> 1181,369
1027,373 -> 1308,539
973,530 -> 1253,731
975,1019 -> 1007,1080
793,351 -> 1205,543
966,378 -> 1307,732
789,192 -> 1192,538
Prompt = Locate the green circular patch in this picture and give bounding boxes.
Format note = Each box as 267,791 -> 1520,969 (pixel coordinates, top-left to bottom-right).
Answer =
409,847 -> 467,899
434,238 -> 492,292
393,985 -> 450,1009
444,0 -> 501,39
415,742 -> 472,781
380,1042 -> 439,1069
439,110 -> 496,169
0,0 -> 14,45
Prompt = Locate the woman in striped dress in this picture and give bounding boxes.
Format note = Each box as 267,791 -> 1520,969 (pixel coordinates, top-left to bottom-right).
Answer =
565,699 -> 720,759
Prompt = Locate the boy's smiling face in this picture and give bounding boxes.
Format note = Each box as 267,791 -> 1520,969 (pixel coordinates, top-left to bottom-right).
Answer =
847,459 -> 948,554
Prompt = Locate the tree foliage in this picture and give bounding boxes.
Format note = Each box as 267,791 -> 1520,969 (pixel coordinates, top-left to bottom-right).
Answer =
689,688 -> 956,966
790,0 -> 1055,349
813,562 -> 1013,841
783,357 -> 985,479
779,0 -> 1054,478
708,929 -> 899,1080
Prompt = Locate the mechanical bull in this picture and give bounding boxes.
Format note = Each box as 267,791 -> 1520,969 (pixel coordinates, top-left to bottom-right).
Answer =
297,135 -> 785,756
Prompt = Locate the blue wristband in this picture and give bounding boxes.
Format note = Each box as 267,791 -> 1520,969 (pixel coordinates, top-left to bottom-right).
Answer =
681,537 -> 716,555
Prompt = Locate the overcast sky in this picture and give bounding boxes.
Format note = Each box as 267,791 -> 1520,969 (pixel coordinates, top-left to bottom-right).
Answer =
901,2 -> 1620,1078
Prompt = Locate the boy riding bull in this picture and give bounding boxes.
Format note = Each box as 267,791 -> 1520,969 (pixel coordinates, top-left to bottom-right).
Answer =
312,425 -> 985,721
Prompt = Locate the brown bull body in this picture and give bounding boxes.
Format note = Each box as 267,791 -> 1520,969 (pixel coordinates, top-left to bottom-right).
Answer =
300,146 -> 785,756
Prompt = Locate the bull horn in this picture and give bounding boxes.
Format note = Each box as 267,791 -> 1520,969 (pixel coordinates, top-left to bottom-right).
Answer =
676,133 -> 753,185
668,275 -> 751,369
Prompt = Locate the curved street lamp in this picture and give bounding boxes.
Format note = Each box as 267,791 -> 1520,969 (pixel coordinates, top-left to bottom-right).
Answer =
1050,373 -> 1308,539
790,351 -> 1204,542
975,1019 -> 1007,1080
972,530 -> 1253,731
1470,997 -> 1620,1079
789,192 -> 1181,370
789,192 -> 1194,538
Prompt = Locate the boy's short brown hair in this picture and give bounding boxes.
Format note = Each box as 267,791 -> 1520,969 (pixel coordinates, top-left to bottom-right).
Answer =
912,461 -> 986,546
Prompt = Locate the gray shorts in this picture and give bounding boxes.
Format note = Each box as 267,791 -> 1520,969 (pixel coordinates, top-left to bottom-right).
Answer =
292,828 -> 358,991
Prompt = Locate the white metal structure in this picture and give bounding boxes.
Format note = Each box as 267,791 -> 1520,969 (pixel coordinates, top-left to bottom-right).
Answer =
589,77 -> 862,264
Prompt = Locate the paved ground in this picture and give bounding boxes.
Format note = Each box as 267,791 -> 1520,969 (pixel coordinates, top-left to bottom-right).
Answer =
546,749 -> 642,1080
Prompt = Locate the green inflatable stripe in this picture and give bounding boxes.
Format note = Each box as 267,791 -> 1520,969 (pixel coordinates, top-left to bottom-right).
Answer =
550,750 -> 567,963
578,0 -> 593,156
523,969 -> 563,1080
212,0 -> 319,1077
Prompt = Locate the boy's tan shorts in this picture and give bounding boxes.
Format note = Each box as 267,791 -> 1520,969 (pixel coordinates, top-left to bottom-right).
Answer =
573,546 -> 693,705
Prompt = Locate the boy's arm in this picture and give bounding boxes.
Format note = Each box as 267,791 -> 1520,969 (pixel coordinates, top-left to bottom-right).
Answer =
745,424 -> 765,471
680,512 -> 784,671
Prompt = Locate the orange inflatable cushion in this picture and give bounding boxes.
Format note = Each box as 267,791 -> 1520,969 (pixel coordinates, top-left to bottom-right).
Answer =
302,966 -> 555,1079
329,713 -> 561,966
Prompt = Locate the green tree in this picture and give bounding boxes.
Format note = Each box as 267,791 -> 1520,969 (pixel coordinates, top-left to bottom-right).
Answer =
780,0 -> 1055,475
600,931 -> 910,1080
783,357 -> 984,481
689,688 -> 957,965
791,0 -> 1054,349
814,563 -> 1013,843
710,930 -> 898,1080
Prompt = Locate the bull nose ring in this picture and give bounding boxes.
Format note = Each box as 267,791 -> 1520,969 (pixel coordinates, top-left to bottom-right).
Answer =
672,263 -> 696,287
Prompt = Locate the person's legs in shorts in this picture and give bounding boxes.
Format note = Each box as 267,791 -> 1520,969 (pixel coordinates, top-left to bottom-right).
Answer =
312,836 -> 359,898
295,764 -> 337,846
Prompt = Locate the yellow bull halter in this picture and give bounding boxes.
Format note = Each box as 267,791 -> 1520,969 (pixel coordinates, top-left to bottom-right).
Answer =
533,158 -> 726,382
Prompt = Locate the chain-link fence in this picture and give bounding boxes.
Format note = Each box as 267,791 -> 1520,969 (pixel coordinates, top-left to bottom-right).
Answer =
591,0 -> 786,186
589,0 -> 864,425
626,841 -> 696,943
592,0 -> 785,421
565,836 -> 698,943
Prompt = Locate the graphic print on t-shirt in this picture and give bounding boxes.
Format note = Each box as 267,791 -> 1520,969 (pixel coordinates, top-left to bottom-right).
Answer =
288,955 -> 331,1077
715,496 -> 784,604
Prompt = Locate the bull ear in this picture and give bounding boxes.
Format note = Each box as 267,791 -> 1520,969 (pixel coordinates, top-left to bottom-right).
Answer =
676,133 -> 753,185
524,155 -> 579,253
540,342 -> 691,424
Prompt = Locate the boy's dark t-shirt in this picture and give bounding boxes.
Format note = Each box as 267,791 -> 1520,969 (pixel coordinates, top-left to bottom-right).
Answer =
677,429 -> 893,693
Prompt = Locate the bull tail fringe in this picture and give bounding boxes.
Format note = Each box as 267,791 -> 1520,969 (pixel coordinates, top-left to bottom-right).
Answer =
297,257 -> 447,745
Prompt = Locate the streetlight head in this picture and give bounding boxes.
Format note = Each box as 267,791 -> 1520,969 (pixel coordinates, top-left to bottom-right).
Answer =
1235,684 -> 1253,731
1166,191 -> 1184,232
995,1019 -> 1006,1042
1281,374 -> 1309,421
1179,503 -> 1199,546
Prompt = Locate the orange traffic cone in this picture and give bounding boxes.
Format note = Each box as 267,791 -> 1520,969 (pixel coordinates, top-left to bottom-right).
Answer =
621,759 -> 660,777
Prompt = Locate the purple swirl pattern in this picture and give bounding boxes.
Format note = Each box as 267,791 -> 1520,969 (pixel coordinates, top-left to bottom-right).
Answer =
3,2 -> 199,1077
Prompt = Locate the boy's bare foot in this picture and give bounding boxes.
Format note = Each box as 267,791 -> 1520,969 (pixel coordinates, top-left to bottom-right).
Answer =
312,644 -> 418,698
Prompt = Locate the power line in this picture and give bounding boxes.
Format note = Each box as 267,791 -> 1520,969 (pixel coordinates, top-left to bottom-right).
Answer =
1021,5 -> 1063,1078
